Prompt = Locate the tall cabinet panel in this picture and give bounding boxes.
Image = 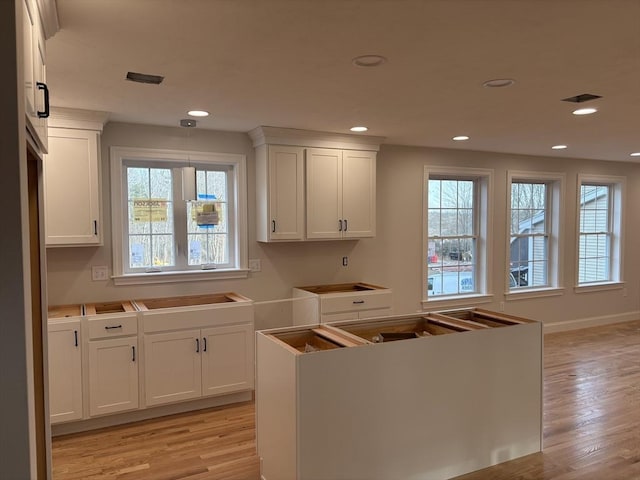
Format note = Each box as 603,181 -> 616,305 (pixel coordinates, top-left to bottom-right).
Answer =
48,320 -> 83,424
306,148 -> 343,239
256,144 -> 305,241
342,150 -> 376,238
44,127 -> 101,246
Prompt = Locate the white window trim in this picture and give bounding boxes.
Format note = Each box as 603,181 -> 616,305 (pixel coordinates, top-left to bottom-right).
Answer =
422,166 -> 493,306
505,171 -> 565,298
110,146 -> 248,284
575,173 -> 625,290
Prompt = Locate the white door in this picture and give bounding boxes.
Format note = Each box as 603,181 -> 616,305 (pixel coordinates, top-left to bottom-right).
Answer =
48,320 -> 82,424
144,329 -> 202,406
88,337 -> 138,416
342,150 -> 376,238
201,324 -> 254,397
268,145 -> 305,240
306,148 -> 342,239
44,128 -> 100,246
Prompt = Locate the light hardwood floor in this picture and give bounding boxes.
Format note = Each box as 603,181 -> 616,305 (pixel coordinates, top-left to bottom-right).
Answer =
52,320 -> 640,480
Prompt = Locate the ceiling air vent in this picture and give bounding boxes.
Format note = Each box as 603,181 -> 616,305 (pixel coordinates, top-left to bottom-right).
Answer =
126,71 -> 164,85
561,93 -> 601,103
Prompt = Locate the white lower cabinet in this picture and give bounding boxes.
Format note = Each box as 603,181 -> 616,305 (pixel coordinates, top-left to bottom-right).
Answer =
88,337 -> 138,416
145,323 -> 255,407
48,319 -> 83,424
144,329 -> 203,406
201,323 -> 254,396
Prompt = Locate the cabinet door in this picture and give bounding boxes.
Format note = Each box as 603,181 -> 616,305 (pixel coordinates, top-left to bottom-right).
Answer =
342,150 -> 376,238
144,329 -> 202,406
268,145 -> 305,240
306,148 -> 342,239
48,320 -> 82,424
88,337 -> 138,416
32,20 -> 48,152
201,323 -> 254,397
22,0 -> 35,122
44,128 -> 101,246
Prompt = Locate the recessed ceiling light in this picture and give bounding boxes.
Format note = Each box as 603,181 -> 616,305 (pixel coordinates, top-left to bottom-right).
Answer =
352,55 -> 387,67
552,145 -> 567,150
452,135 -> 470,141
630,152 -> 640,157
572,107 -> 597,115
482,78 -> 515,88
350,126 -> 368,132
188,110 -> 209,117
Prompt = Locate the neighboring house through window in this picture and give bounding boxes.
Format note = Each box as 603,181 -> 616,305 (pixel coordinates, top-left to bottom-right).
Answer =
577,175 -> 625,286
507,172 -> 564,294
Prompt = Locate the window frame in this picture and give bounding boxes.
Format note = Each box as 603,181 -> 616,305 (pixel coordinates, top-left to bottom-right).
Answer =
423,166 -> 493,308
575,174 -> 625,292
110,146 -> 248,285
505,171 -> 565,300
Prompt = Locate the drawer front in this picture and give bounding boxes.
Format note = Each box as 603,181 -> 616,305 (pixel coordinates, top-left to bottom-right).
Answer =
320,290 -> 392,315
142,303 -> 254,333
88,314 -> 138,339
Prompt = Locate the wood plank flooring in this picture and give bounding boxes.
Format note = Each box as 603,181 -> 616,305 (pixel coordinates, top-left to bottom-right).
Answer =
52,320 -> 640,480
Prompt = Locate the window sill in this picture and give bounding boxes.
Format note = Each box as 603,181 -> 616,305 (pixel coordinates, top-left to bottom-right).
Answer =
505,287 -> 565,301
421,293 -> 494,310
574,282 -> 625,294
112,268 -> 249,286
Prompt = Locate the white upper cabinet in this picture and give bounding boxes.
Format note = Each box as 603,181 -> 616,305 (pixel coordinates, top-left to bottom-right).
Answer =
22,0 -> 54,153
250,126 -> 383,242
255,144 -> 305,241
306,148 -> 376,239
44,125 -> 102,246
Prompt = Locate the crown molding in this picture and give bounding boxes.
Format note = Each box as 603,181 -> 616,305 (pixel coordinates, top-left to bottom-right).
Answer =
248,126 -> 385,151
49,107 -> 110,131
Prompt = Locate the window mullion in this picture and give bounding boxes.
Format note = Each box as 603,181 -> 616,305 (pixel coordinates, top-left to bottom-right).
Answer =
173,169 -> 188,270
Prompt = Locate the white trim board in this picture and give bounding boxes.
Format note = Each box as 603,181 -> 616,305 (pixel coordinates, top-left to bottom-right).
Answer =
543,311 -> 640,334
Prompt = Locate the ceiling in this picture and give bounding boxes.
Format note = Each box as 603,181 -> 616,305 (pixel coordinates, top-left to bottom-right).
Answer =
47,0 -> 640,161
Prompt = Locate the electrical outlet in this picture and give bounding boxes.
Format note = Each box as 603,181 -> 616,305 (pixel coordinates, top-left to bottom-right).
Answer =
91,266 -> 109,281
249,259 -> 261,272
342,256 -> 348,267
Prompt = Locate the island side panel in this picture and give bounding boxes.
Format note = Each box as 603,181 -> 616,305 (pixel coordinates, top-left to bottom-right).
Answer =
296,322 -> 542,480
256,332 -> 298,480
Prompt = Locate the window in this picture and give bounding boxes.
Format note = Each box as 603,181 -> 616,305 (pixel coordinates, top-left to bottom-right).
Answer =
111,147 -> 247,284
577,175 -> 625,286
506,173 -> 564,295
424,167 -> 492,302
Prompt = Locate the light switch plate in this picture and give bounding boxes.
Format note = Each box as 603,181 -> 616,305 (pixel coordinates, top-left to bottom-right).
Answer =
91,266 -> 109,281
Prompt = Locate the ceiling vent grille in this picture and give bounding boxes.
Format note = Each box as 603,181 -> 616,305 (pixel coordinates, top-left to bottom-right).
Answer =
562,93 -> 601,103
126,71 -> 164,85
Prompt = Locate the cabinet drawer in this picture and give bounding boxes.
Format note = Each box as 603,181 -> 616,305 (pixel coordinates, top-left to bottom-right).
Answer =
88,314 -> 137,339
320,291 -> 392,315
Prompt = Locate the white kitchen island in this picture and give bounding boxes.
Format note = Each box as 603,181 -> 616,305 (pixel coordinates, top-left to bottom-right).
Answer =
256,309 -> 543,480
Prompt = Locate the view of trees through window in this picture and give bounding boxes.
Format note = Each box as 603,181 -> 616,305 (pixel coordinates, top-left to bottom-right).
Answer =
126,165 -> 230,271
509,182 -> 548,289
427,178 -> 475,296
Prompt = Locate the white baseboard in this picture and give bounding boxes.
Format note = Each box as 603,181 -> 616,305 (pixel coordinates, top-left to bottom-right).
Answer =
51,390 -> 253,436
544,310 -> 640,334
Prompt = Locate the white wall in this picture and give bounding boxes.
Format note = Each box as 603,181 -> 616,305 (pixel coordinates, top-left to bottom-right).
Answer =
46,123 -> 640,329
